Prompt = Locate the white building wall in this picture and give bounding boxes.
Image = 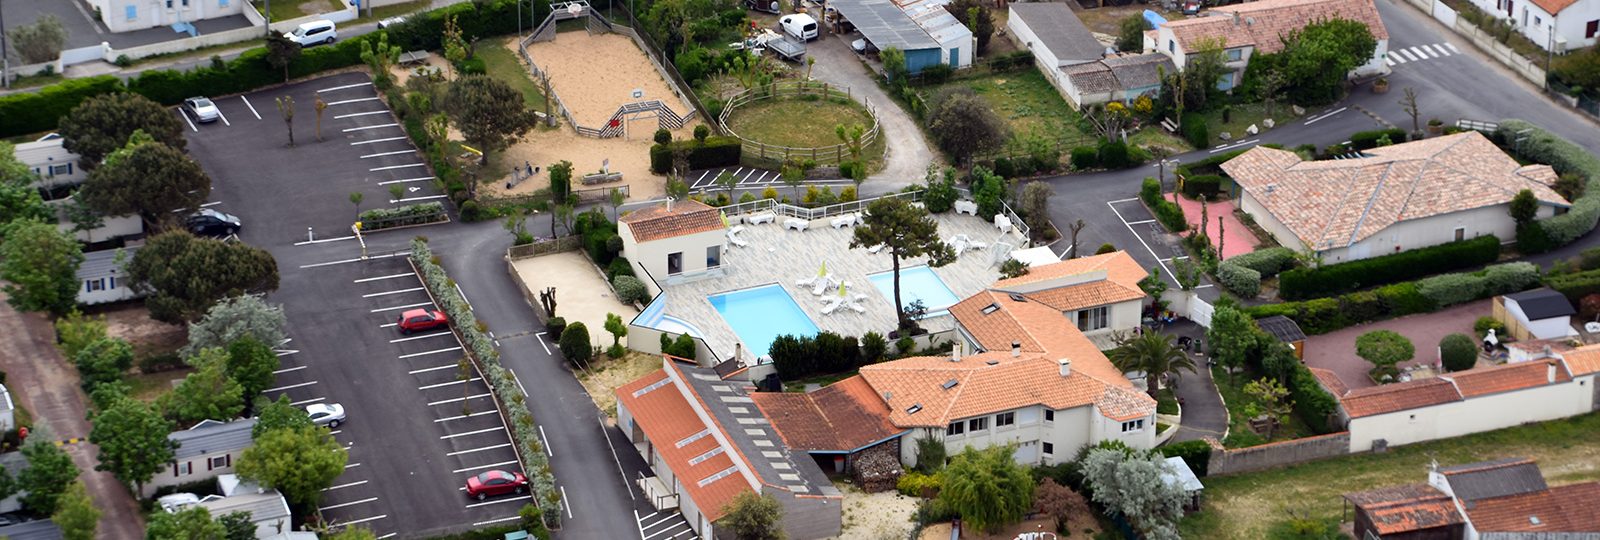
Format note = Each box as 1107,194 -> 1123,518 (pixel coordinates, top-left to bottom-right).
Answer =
1238,191 -> 1307,252
1347,377 -> 1592,452
1007,14 -> 1059,68
1315,203 -> 1544,263
1505,300 -> 1577,340
1355,38 -> 1393,77
621,227 -> 727,289
1552,4 -> 1599,50
1075,299 -> 1143,344
94,0 -> 248,33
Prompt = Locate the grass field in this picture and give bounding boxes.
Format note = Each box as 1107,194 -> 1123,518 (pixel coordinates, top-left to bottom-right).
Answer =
479,39 -> 547,110
1197,101 -> 1289,145
575,352 -> 659,418
724,97 -> 876,150
252,0 -> 344,23
928,68 -> 1095,149
1179,411 -> 1600,539
1213,365 -> 1316,448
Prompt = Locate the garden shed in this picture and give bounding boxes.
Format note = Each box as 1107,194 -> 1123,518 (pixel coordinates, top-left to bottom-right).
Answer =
1256,315 -> 1307,359
829,0 -> 971,73
1496,288 -> 1579,341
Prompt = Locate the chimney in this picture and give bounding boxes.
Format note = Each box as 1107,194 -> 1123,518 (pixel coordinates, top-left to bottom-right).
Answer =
1231,12 -> 1240,25
1058,358 -> 1071,377
951,341 -> 963,362
1011,341 -> 1022,358
1548,362 -> 1557,384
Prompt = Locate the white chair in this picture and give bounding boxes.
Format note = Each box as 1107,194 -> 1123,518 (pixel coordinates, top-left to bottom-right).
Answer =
948,234 -> 969,256
821,296 -> 844,314
830,214 -> 856,228
727,231 -> 749,248
968,240 -> 988,251
852,293 -> 868,303
730,225 -> 746,235
812,276 -> 835,296
867,244 -> 885,254
846,301 -> 867,313
995,214 -> 1013,233
784,217 -> 808,231
748,212 -> 776,225
796,276 -> 817,287
954,200 -> 978,216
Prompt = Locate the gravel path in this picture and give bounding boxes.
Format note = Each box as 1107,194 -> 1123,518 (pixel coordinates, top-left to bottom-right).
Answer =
806,35 -> 938,189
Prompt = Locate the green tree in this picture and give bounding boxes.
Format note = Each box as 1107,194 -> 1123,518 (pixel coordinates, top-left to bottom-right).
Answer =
1356,329 -> 1413,381
604,313 -> 628,347
926,88 -> 1009,165
720,491 -> 785,540
1206,304 -> 1255,385
1242,377 -> 1293,439
939,446 -> 1034,532
359,31 -> 402,89
549,160 -> 574,202
880,47 -> 908,86
90,394 -> 176,493
0,220 -> 84,315
54,310 -> 109,360
74,337 -> 134,392
323,527 -> 379,540
1440,333 -> 1478,372
264,33 -> 302,82
180,294 -> 288,358
1020,181 -> 1053,238
18,440 -> 79,515
79,138 -> 211,231
1033,478 -> 1090,533
559,322 -> 592,365
63,195 -> 106,243
944,0 -> 992,55
226,337 -> 280,403
252,395 -> 314,438
0,463 -> 18,502
849,197 -> 956,330
126,232 -> 280,323
447,74 -> 539,166
9,14 -> 68,63
160,348 -> 246,425
1510,189 -> 1540,225
1170,37 -> 1227,111
236,425 -> 348,509
1110,332 -> 1197,400
1117,14 -> 1147,52
218,511 -> 256,540
1279,18 -> 1377,104
58,92 -> 187,168
53,481 -> 99,540
835,123 -> 869,190
0,143 -> 52,238
145,506 -> 226,540
441,14 -> 469,76
1081,447 -> 1187,540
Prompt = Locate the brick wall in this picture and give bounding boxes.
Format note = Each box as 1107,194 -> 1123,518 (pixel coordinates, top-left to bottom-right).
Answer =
1204,432 -> 1351,476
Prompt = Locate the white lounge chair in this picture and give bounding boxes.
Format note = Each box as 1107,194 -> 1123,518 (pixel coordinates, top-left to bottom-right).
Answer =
727,230 -> 749,248
852,293 -> 868,303
796,276 -> 817,287
846,301 -> 867,313
954,200 -> 978,216
948,234 -> 970,256
784,217 -> 808,231
748,212 -> 776,225
968,240 -> 988,251
821,296 -> 845,314
730,225 -> 746,235
995,214 -> 1013,233
812,276 -> 835,296
830,213 -> 857,228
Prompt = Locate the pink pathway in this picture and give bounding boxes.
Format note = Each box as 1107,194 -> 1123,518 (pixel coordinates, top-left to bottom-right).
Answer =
1167,193 -> 1258,259
1302,299 -> 1488,390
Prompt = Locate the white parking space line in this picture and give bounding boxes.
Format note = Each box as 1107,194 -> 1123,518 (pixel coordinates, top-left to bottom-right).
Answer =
378,534 -> 397,540
241,96 -> 261,119
352,136 -> 407,145
400,346 -> 462,359
293,235 -> 358,246
1303,107 -> 1348,126
263,381 -> 318,393
1106,200 -> 1174,281
429,393 -> 490,406
370,163 -> 427,172
409,363 -> 459,374
326,97 -> 381,106
336,110 -> 390,119
380,322 -> 399,328
440,426 -> 504,439
216,108 -> 231,127
180,110 -> 198,132
363,286 -> 425,297
534,332 -> 551,355
370,301 -> 434,313
561,486 -> 572,518
391,332 -> 453,344
740,168 -> 758,183
453,460 -> 520,474
1125,219 -> 1156,225
446,443 -> 511,457
465,495 -> 530,508
377,176 -> 436,185
539,425 -> 552,457
361,150 -> 416,159
473,516 -> 522,526
323,480 -> 368,491
345,462 -> 361,469
343,123 -> 399,133
273,365 -> 307,374
318,82 -> 374,93
354,273 -> 415,283
320,497 -> 379,511
419,378 -> 481,390
298,252 -> 403,269
291,397 -> 326,406
337,515 -> 388,527
435,410 -> 499,423
391,195 -> 448,203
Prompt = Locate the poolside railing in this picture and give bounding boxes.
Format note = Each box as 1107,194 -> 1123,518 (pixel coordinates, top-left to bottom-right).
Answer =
715,189 -> 1032,246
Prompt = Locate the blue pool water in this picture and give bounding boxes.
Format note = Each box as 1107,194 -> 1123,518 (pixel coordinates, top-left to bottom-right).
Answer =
869,266 -> 960,316
708,284 -> 819,358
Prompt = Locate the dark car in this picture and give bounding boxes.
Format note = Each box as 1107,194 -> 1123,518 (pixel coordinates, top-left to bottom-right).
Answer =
464,470 -> 527,500
186,209 -> 241,238
397,308 -> 449,334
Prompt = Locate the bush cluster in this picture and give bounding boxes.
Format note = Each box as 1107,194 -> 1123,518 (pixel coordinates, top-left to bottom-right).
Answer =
1223,247 -> 1297,277
1069,146 -> 1098,170
1495,120 -> 1600,248
1277,235 -> 1500,300
1174,149 -> 1247,178
1248,262 -> 1539,334
1216,262 -> 1261,298
1348,128 -> 1408,150
1139,178 -> 1188,232
896,471 -> 941,498
1545,268 -> 1600,304
768,331 -> 862,380
648,136 -> 742,174
0,76 -> 122,138
659,333 -> 697,359
1181,174 -> 1224,199
612,275 -> 649,305
1181,112 -> 1209,148
1097,139 -> 1132,169
358,202 -> 447,231
1158,440 -> 1211,477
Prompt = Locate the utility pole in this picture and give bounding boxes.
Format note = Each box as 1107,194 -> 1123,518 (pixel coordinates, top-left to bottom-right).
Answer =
265,0 -> 273,37
1545,26 -> 1554,92
1,0 -> 10,89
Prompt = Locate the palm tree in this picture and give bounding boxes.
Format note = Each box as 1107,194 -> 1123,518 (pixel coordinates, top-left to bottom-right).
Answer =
1109,332 -> 1197,400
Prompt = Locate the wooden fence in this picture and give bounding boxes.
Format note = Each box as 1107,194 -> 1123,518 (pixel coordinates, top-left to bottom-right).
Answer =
507,235 -> 583,259
717,81 -> 879,165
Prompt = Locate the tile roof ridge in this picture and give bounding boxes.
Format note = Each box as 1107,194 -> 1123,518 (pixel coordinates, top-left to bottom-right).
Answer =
1347,160 -> 1399,247
1442,457 -> 1537,475
1316,166 -> 1364,248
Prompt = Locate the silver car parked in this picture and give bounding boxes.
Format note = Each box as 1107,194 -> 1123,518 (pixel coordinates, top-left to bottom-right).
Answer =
184,97 -> 220,123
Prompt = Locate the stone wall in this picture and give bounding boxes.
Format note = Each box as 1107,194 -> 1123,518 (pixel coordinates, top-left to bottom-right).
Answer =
1204,432 -> 1351,476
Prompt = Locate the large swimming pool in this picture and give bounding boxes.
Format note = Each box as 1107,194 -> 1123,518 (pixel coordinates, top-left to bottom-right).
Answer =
708,284 -> 819,359
869,265 -> 960,316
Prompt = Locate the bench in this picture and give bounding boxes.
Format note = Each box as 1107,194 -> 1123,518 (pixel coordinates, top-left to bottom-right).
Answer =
580,171 -> 623,185
746,212 -> 776,225
399,50 -> 429,65
954,200 -> 978,216
784,218 -> 808,231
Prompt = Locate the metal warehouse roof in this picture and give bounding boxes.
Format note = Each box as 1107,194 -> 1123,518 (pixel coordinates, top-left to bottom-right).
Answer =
832,0 -> 941,50
1009,3 -> 1106,65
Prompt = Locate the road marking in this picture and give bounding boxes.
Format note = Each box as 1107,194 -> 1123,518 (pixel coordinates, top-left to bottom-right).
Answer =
441,426 -> 505,440
369,163 -> 427,172
1420,45 -> 1440,58
465,495 -> 530,508
216,107 -> 231,127
409,363 -> 459,374
320,497 -> 378,511
473,516 -> 523,526
241,96 -> 261,119
390,194 -> 447,203
1209,138 -> 1259,154
561,486 -> 573,518
323,480 -> 368,492
453,459 -> 519,474
275,349 -> 299,357
318,82 -> 374,93
1107,197 -> 1139,204
298,252 -> 402,268
1389,52 -> 1406,64
400,346 -> 462,359
635,510 -> 647,540
428,393 -> 490,406
1385,57 -> 1396,66
1125,219 -> 1156,225
447,443 -> 511,456
1428,44 -> 1450,56
435,410 -> 499,423
1445,42 -> 1460,53
293,235 -> 358,246
180,110 -> 198,132
343,123 -> 399,132
1303,107 -> 1348,126
273,366 -> 307,374
264,381 -> 317,393
354,273 -> 415,283
326,97 -> 381,106
361,150 -> 416,159
391,332 -> 452,344
377,176 -> 435,185
534,333 -> 551,355
337,515 -> 387,527
1400,48 -> 1420,61
1107,201 -> 1174,283
345,462 -> 361,469
539,425 -> 553,457
378,534 -> 396,540
336,110 -> 390,119
200,201 -> 223,208
363,286 -> 425,298
291,397 -> 326,406
352,136 -> 407,145
599,414 -> 637,501
455,283 -> 474,311
419,378 -> 481,390
379,322 -> 399,328
370,301 -> 434,313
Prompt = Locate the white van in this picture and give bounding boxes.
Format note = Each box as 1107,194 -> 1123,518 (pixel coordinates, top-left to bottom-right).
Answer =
285,19 -> 337,47
780,13 -> 818,42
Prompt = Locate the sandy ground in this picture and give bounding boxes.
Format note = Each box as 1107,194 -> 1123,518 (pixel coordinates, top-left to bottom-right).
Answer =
511,251 -> 638,347
97,304 -> 187,358
484,125 -> 670,201
525,32 -> 693,129
835,487 -> 919,540
920,517 -> 1088,540
576,351 -> 660,418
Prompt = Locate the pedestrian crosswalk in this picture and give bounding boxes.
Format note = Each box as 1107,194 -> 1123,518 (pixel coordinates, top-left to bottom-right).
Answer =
1386,42 -> 1460,66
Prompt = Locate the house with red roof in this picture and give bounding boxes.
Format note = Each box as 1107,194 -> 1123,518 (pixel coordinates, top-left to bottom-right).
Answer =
1343,457 -> 1600,539
1150,0 -> 1390,91
619,199 -> 728,296
1465,0 -> 1600,52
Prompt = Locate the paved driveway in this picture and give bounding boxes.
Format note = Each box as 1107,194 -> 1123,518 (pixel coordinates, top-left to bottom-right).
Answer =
1303,299 -> 1488,390
805,34 -> 937,191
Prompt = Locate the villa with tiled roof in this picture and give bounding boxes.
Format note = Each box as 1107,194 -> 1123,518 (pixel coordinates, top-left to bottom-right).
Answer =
1222,131 -> 1569,263
1150,0 -> 1391,90
1462,0 -> 1600,53
1345,457 -> 1600,539
618,198 -> 727,295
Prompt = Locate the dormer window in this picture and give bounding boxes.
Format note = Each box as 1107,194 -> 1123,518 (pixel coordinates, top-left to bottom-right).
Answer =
907,403 -> 923,415
981,303 -> 1000,314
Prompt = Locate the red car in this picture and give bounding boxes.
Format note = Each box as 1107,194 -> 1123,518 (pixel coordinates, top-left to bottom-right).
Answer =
464,470 -> 528,500
397,308 -> 449,334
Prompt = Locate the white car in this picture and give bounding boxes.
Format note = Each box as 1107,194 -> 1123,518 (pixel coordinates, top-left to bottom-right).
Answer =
306,403 -> 346,428
377,15 -> 408,29
285,20 -> 337,47
157,493 -> 201,514
184,97 -> 220,123
780,13 -> 818,42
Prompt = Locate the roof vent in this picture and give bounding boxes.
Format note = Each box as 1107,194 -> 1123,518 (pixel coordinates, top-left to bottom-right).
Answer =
906,403 -> 923,415
1246,17 -> 1255,26
883,391 -> 893,402
1011,341 -> 1022,358
942,379 -> 959,390
1008,293 -> 1027,302
981,303 -> 1000,314
985,359 -> 1000,366
1265,184 -> 1276,194
1530,516 -> 1542,525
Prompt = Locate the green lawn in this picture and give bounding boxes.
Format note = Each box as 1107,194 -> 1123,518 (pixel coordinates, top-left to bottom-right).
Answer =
1180,411 -> 1600,539
350,0 -> 430,24
1197,101 -> 1290,144
724,96 -> 880,165
1156,386 -> 1179,415
478,40 -> 546,110
252,0 -> 344,22
1212,366 -> 1315,448
928,68 -> 1095,149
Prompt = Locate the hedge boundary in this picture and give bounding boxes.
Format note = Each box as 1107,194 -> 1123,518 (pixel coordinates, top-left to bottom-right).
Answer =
1277,235 -> 1500,300
1140,178 -> 1187,232
1497,119 -> 1600,248
1247,261 -> 1540,334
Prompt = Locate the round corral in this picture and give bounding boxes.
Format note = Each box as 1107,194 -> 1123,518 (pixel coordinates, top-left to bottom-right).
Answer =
523,30 -> 693,131
718,81 -> 881,166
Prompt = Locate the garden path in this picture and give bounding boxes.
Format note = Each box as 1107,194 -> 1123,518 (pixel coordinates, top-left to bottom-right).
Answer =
806,36 -> 938,188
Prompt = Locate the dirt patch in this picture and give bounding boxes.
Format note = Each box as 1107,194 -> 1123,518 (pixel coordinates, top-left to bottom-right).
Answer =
94,304 -> 186,360
836,486 -> 918,540
577,351 -> 659,418
918,517 -> 1073,540
510,251 -> 638,346
484,126 -> 669,201
525,31 -> 693,128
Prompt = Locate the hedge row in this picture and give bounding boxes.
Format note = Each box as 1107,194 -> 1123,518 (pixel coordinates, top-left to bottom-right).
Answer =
1159,440 -> 1212,477
1278,235 -> 1501,300
410,239 -> 562,528
1545,268 -> 1600,304
1348,128 -> 1408,150
1247,262 -> 1540,334
1175,148 -> 1247,178
1288,362 -> 1339,434
1181,174 -> 1224,199
358,202 -> 447,231
648,137 -> 742,174
1139,178 -> 1188,232
1497,119 -> 1600,247
0,76 -> 122,138
1216,262 -> 1261,298
1223,247 -> 1297,277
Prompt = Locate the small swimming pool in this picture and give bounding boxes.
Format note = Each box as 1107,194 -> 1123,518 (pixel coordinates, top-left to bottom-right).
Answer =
869,265 -> 959,316
708,284 -> 819,358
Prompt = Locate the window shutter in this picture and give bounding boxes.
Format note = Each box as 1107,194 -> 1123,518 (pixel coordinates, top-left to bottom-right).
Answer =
226,455 -> 232,467
207,457 -> 213,471
174,463 -> 180,477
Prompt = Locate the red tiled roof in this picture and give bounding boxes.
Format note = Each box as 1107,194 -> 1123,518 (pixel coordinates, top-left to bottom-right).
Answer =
1340,378 -> 1462,418
619,199 -> 724,242
1308,367 -> 1349,397
992,251 -> 1147,293
1443,359 -> 1570,398
1529,0 -> 1580,14
858,352 -> 1155,427
750,376 -> 904,453
1343,483 -> 1464,535
614,366 -> 752,521
1465,482 -> 1600,533
1163,0 -> 1389,55
1559,343 -> 1600,375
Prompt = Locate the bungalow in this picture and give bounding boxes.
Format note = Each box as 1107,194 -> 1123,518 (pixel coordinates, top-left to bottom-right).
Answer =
1223,131 -> 1568,263
0,521 -> 64,540
1007,3 -> 1175,109
13,138 -> 84,195
146,418 -> 257,497
1495,288 -> 1579,341
77,246 -> 141,306
197,475 -> 295,539
1464,0 -> 1600,52
1344,457 -> 1600,539
619,199 -> 727,297
85,0 -> 248,34
1150,0 -> 1390,90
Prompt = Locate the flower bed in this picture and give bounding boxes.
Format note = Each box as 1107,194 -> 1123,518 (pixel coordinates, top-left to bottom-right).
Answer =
358,202 -> 448,231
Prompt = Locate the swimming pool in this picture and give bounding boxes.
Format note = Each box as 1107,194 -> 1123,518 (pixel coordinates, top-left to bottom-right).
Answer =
869,265 -> 960,316
708,284 -> 819,358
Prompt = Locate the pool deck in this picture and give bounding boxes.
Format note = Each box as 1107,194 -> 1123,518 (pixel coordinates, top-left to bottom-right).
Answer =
655,211 -> 1015,363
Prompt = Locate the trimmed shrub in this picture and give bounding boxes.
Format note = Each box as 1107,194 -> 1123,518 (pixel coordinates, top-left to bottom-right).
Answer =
1474,316 -> 1507,339
1174,149 -> 1247,178
1545,268 -> 1600,304
1070,147 -> 1098,170
358,202 -> 447,230
1482,262 -> 1540,295
545,317 -> 566,335
648,137 -> 742,174
1439,334 -> 1478,372
1096,243 -> 1116,255
1181,112 -> 1209,148
1377,282 -> 1434,315
613,275 -> 648,305
605,258 -> 634,280
1348,128 -> 1408,150
1497,119 -> 1600,246
1579,247 -> 1600,271
558,323 -> 592,363
1097,139 -> 1132,169
1181,174 -> 1224,199
991,157 -> 1015,179
1139,178 -> 1188,232
0,75 -> 122,138
654,128 -> 672,145
1415,272 -> 1486,307
1216,262 -> 1261,298
897,471 -> 942,498
1289,364 -> 1338,433
1159,440 -> 1212,477
1277,236 -> 1500,300
1224,247 -> 1297,277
